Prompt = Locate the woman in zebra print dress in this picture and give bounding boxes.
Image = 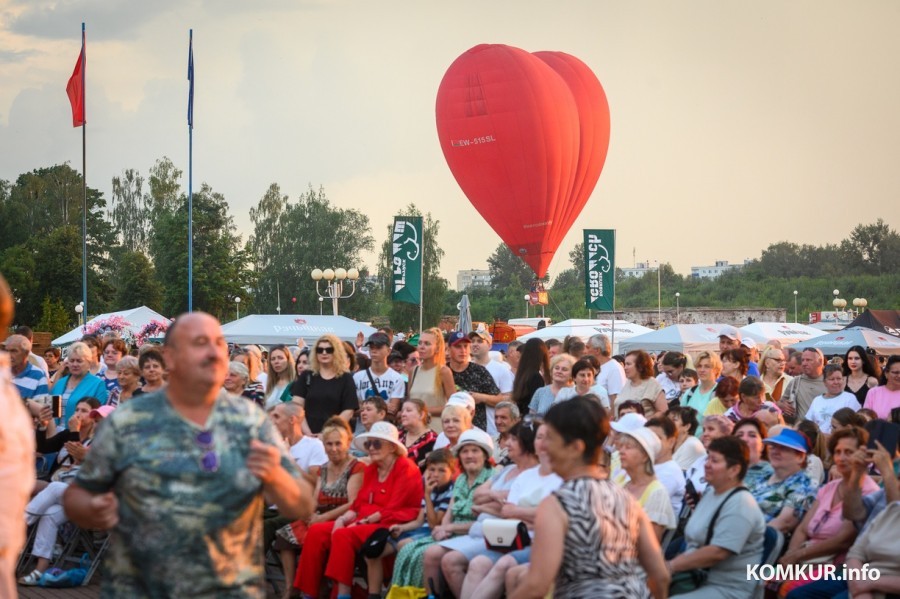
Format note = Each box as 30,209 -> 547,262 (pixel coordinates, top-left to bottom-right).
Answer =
507,396 -> 670,599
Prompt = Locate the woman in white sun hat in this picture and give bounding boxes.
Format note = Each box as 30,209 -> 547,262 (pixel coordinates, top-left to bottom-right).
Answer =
614,426 -> 677,540
295,421 -> 422,599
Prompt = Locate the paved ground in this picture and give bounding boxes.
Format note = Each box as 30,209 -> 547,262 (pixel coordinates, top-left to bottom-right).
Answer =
17,584 -> 100,599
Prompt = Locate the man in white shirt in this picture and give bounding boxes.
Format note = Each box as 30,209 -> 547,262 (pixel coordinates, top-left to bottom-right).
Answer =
353,332 -> 406,422
587,334 -> 625,405
269,401 -> 327,484
468,330 -> 513,436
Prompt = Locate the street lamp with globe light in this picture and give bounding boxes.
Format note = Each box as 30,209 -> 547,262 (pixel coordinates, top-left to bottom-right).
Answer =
675,292 -> 680,324
235,296 -> 241,320
793,290 -> 798,323
311,267 -> 359,316
852,297 -> 868,317
75,302 -> 84,327
524,294 -> 531,318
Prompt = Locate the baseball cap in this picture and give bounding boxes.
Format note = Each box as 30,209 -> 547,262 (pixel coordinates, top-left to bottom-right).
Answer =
763,428 -> 810,454
90,405 -> 116,419
365,332 -> 391,347
447,331 -> 471,346
741,338 -> 757,349
468,330 -> 492,343
610,412 -> 648,434
719,325 -> 741,341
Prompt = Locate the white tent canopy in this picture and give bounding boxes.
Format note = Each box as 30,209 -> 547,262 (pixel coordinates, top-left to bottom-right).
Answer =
52,306 -> 169,346
516,319 -> 653,354
618,324 -> 725,355
740,322 -> 827,346
220,314 -> 376,346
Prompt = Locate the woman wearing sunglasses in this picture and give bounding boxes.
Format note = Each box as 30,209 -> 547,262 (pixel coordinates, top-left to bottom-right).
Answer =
290,334 -> 358,435
295,421 -> 422,599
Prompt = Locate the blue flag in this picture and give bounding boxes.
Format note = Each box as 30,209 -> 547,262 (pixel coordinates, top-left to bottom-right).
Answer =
187,30 -> 194,128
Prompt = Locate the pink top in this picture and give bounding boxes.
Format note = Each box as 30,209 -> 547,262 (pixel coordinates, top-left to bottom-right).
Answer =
807,476 -> 880,548
863,386 -> 900,419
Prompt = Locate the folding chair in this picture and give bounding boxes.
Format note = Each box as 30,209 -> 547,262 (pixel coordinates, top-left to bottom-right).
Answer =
15,524 -> 38,578
264,547 -> 287,597
53,526 -> 110,586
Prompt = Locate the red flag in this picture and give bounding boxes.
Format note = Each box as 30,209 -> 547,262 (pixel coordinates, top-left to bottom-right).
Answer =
66,44 -> 85,127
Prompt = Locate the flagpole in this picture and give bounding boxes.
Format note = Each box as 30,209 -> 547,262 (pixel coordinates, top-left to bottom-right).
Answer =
187,29 -> 194,312
419,225 -> 424,333
80,22 -> 88,320
610,229 -> 617,354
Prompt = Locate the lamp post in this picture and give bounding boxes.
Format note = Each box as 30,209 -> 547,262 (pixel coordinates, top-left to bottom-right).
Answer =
852,297 -> 868,317
75,302 -> 84,327
524,294 -> 530,319
235,296 -> 241,320
655,260 -> 662,327
318,297 -> 324,315
311,267 -> 359,316
832,289 -> 847,316
793,290 -> 798,323
675,292 -> 680,324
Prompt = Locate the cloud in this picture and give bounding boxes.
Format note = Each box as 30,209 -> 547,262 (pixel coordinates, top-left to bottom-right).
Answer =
0,48 -> 37,61
6,0 -> 184,40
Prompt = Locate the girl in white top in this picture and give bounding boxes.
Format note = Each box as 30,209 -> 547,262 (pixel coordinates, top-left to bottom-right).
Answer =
408,328 -> 455,431
805,364 -> 861,434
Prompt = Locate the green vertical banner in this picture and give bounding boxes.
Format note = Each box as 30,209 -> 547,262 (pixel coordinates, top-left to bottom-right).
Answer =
584,229 -> 615,312
392,216 -> 423,305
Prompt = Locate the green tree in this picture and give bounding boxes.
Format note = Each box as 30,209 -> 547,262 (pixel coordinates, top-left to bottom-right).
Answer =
377,205 -> 448,331
840,219 -> 900,276
109,168 -> 149,253
146,157 -> 184,218
486,243 -> 536,291
36,296 -> 72,337
150,183 -> 252,319
113,251 -> 163,311
247,184 -> 375,318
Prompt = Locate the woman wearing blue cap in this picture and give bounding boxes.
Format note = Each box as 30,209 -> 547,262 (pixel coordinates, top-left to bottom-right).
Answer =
749,428 -> 817,535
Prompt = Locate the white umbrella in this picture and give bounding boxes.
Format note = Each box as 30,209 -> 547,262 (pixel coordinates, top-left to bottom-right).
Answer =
458,294 -> 473,334
740,322 -> 827,346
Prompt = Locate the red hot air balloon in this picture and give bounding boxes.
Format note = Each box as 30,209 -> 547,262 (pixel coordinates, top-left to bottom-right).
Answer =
435,44 -> 610,279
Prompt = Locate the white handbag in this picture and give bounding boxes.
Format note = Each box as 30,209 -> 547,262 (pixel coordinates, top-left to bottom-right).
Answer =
482,519 -> 530,553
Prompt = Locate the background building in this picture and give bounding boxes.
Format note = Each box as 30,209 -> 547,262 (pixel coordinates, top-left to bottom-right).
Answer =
690,259 -> 751,279
457,269 -> 492,291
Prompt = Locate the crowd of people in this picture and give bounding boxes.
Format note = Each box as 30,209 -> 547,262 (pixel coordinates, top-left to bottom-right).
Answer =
2,286 -> 900,598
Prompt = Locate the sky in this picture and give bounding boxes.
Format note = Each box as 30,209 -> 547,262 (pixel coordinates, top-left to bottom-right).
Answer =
2,0 -> 899,288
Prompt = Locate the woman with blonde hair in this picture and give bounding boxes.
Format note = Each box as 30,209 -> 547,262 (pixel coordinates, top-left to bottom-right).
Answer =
408,327 -> 455,431
290,334 -> 357,435
50,341 -> 108,424
680,351 -> 722,416
264,344 -> 296,410
759,346 -> 792,403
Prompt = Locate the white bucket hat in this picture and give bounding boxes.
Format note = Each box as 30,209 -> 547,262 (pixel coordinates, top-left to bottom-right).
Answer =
624,427 -> 662,466
453,428 -> 494,457
610,412 -> 648,434
352,421 -> 406,455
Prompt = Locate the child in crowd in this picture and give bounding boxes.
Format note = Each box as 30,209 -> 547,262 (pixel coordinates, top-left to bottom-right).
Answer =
363,449 -> 458,595
678,369 -> 698,404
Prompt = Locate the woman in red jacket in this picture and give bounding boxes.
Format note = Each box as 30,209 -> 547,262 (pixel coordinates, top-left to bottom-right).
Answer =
295,421 -> 423,598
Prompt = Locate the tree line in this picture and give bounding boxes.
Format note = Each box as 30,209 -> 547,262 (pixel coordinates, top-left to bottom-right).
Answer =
1,158 -> 897,336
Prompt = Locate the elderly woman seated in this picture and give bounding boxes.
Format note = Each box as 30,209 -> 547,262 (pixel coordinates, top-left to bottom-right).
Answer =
294,421 -> 422,599
668,436 -> 766,598
775,426 -> 877,598
748,428 -> 817,534
19,401 -> 111,586
352,397 -> 389,457
613,426 -> 677,540
443,423 -> 563,599
387,428 -> 495,596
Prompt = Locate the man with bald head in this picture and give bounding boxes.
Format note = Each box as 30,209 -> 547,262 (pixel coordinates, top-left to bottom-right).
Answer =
777,347 -> 826,425
64,312 -> 313,597
0,275 -> 36,598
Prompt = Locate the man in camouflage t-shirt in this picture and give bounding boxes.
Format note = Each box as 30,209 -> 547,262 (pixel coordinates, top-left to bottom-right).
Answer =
64,313 -> 313,598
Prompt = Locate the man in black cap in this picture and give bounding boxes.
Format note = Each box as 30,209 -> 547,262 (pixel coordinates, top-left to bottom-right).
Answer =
353,332 -> 405,423
446,331 -> 501,432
